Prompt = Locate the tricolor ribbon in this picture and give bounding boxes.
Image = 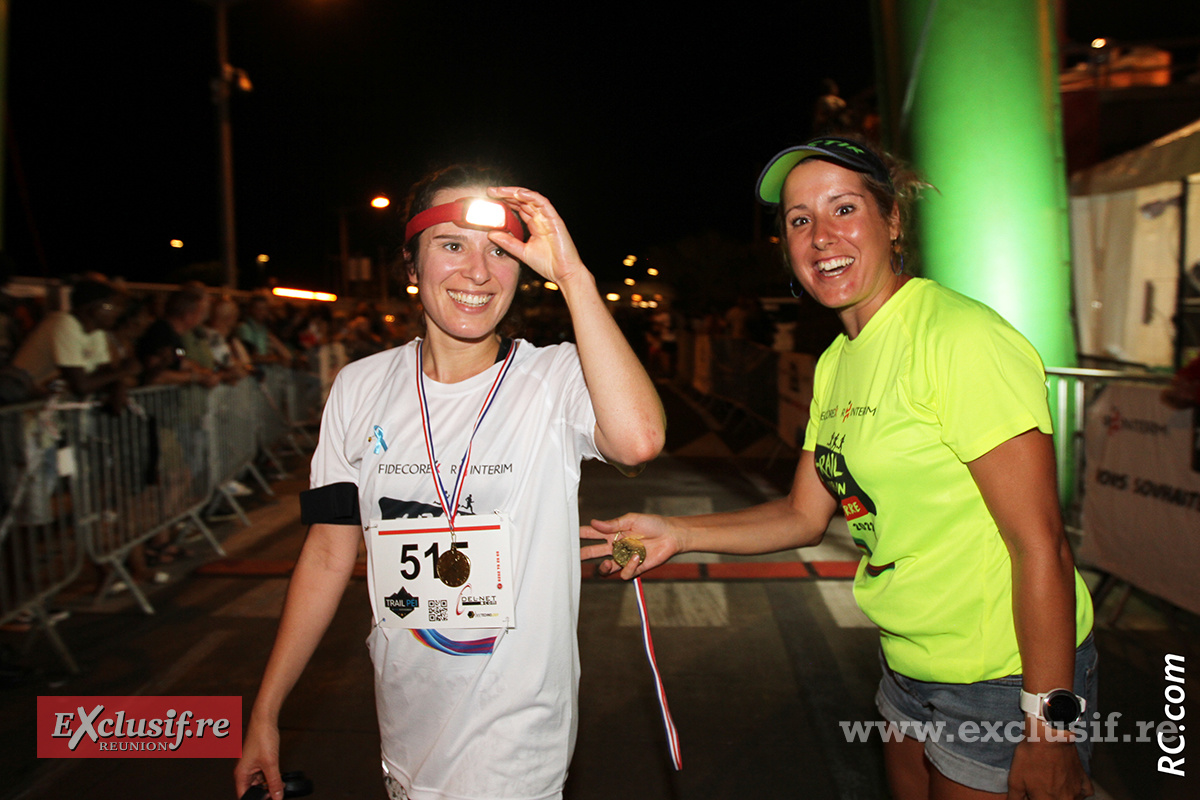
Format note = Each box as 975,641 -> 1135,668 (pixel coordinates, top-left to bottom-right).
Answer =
633,576 -> 683,770
415,338 -> 519,528
410,338 -> 519,657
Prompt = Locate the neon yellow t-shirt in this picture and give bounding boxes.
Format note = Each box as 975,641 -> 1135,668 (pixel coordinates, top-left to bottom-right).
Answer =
803,279 -> 1093,683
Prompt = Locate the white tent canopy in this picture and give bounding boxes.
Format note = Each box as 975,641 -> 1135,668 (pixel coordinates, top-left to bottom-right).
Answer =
1070,119 -> 1200,367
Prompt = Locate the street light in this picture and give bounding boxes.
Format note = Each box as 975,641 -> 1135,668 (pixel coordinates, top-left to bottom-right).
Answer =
339,195 -> 393,298
207,0 -> 253,289
273,287 -> 337,302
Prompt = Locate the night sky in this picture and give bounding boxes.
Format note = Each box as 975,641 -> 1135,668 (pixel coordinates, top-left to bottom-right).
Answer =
4,0 -> 1197,290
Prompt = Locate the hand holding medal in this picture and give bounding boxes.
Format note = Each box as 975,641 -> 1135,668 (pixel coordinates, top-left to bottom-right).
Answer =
579,513 -> 679,578
611,534 -> 646,568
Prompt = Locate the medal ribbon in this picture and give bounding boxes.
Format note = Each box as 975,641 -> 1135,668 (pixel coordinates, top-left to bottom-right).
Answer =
415,338 -> 519,528
633,576 -> 683,770
410,339 -> 519,657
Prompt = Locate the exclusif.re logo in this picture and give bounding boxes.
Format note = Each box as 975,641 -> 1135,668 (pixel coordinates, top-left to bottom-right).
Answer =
37,696 -> 241,758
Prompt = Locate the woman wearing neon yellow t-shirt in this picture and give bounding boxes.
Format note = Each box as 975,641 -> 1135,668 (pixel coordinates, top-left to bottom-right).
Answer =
585,136 -> 1096,800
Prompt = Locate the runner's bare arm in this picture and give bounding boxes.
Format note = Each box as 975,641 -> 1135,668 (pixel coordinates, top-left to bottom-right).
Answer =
234,523 -> 361,799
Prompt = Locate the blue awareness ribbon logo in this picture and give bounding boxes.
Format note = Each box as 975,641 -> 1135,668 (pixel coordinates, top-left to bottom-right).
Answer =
373,425 -> 388,454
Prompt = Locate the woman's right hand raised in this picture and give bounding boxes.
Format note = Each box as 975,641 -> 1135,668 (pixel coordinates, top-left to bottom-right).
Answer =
581,513 -> 683,580
233,717 -> 283,799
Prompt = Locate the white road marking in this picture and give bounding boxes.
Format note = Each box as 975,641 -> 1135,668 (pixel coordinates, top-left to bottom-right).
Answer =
619,581 -> 729,627
642,496 -> 719,563
214,579 -> 288,618
816,581 -> 874,628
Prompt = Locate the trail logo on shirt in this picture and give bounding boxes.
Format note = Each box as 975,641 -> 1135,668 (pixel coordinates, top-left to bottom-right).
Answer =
815,432 -> 894,577
384,587 -> 418,619
814,433 -> 876,520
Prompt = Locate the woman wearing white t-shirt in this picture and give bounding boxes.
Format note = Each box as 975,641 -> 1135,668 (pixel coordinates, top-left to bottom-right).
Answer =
235,164 -> 665,800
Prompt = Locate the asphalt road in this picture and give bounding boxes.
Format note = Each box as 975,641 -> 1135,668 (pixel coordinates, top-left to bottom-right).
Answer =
2,386 -> 1197,799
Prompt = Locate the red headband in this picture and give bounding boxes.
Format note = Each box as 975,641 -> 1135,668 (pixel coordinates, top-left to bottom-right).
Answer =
404,198 -> 526,243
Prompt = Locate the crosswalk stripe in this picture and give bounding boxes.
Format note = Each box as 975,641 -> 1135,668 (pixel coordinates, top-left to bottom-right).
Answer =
815,581 -> 874,628
214,579 -> 288,618
618,581 -> 729,628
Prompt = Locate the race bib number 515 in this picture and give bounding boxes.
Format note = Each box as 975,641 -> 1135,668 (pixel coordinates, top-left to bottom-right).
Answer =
369,513 -> 515,630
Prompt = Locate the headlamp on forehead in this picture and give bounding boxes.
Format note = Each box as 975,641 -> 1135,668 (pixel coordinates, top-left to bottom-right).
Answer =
404,198 -> 526,243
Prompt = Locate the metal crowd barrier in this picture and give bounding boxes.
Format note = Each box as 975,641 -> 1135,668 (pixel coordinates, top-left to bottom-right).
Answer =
1043,368 -> 1184,621
256,364 -> 320,469
0,368 -> 323,672
206,378 -> 275,526
701,338 -> 780,428
1044,367 -> 1171,536
80,385 -> 227,615
685,335 -> 784,460
0,396 -> 90,673
681,336 -> 1174,520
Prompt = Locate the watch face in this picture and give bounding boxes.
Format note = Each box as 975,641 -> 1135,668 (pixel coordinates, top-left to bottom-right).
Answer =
1044,690 -> 1082,724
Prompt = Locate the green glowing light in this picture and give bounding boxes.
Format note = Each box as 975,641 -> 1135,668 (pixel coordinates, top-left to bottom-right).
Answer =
897,0 -> 1076,369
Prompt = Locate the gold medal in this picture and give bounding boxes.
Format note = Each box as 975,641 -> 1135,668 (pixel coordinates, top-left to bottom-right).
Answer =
437,546 -> 471,587
611,536 -> 646,568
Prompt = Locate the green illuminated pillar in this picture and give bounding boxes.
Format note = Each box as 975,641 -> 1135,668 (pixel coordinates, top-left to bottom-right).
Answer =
0,0 -> 8,252
874,0 -> 1076,369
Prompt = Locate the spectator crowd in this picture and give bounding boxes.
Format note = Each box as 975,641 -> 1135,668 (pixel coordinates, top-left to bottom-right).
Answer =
0,274 -> 422,413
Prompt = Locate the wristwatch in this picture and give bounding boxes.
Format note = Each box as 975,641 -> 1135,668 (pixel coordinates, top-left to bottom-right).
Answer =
1020,688 -> 1086,727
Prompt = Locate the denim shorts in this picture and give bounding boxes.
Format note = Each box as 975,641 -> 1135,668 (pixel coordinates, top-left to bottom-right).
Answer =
875,633 -> 1098,794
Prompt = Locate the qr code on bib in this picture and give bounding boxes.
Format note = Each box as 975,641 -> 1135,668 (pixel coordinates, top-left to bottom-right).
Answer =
428,600 -> 448,622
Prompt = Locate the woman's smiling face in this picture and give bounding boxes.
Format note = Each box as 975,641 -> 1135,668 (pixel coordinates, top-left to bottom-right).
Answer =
781,158 -> 901,337
408,185 -> 520,344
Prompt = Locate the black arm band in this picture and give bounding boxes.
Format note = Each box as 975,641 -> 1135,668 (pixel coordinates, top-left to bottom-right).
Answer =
299,482 -> 362,526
